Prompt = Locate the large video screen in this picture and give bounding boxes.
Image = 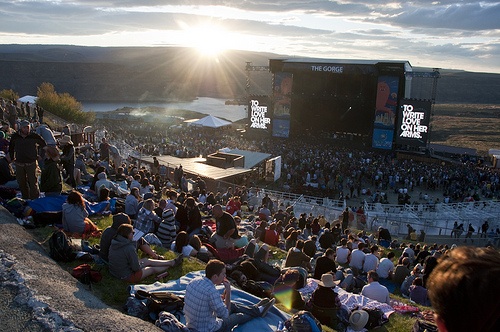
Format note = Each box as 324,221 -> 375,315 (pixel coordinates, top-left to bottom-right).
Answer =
371,75 -> 399,149
395,98 -> 431,147
247,97 -> 271,136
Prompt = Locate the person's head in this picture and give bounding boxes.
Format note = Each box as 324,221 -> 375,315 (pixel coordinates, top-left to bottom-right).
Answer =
116,223 -> 134,239
130,187 -> 140,198
112,213 -> 131,229
340,238 -> 347,247
282,269 -> 301,287
402,257 -> 410,266
185,197 -> 196,209
387,252 -> 395,260
427,246 -> 500,332
143,198 -> 155,211
370,245 -> 379,254
67,190 -> 85,207
230,270 -> 247,285
212,204 -> 224,218
189,235 -> 202,251
412,277 -> 423,287
99,187 -> 110,202
287,230 -> 299,241
367,270 -> 379,282
296,239 -> 304,250
357,242 -> 365,251
325,248 -> 335,259
206,259 -> 226,284
175,231 -> 189,253
19,120 -> 30,135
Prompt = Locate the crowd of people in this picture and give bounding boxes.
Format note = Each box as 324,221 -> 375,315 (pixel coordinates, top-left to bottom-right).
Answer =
1,98 -> 500,331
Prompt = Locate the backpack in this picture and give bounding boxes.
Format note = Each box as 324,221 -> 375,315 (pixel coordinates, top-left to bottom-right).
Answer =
48,230 -> 76,262
135,290 -> 184,318
363,307 -> 388,329
284,310 -> 322,332
71,264 -> 103,285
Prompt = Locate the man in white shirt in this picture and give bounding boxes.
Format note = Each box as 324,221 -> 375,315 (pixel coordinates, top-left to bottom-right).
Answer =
376,252 -> 395,279
335,238 -> 351,265
349,242 -> 366,273
402,244 -> 415,264
361,271 -> 391,304
363,245 -> 380,273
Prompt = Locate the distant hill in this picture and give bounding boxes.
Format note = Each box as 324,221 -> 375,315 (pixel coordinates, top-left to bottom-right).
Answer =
0,44 -> 499,104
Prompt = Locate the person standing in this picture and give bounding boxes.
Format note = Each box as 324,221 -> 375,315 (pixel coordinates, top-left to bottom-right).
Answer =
99,137 -> 110,161
341,207 -> 349,231
184,259 -> 275,332
9,120 -> 46,199
59,135 -> 76,188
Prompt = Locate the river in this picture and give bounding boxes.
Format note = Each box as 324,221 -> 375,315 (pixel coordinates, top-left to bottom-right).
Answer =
82,97 -> 247,122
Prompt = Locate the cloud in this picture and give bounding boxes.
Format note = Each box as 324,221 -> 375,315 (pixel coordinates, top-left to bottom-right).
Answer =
0,0 -> 499,73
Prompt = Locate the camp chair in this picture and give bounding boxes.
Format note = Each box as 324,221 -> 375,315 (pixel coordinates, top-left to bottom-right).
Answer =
311,303 -> 338,328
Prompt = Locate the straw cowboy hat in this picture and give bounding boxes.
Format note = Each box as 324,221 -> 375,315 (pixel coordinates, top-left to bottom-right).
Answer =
349,309 -> 369,331
318,273 -> 340,288
58,135 -> 72,145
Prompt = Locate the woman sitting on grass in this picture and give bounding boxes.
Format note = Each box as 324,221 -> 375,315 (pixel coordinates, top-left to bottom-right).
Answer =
108,224 -> 182,282
62,190 -> 100,238
171,231 -> 198,257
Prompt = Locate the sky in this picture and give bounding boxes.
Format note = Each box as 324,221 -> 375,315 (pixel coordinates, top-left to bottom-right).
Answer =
1,1 -> 499,73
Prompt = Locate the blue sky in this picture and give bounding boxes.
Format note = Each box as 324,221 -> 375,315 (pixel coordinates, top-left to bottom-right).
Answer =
1,1 -> 499,73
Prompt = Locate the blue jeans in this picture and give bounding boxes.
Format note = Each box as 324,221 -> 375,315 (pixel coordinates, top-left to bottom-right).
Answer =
216,303 -> 260,332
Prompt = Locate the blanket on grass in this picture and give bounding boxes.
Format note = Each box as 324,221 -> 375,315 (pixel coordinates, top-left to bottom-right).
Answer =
129,270 -> 290,332
27,195 -> 113,215
299,278 -> 395,318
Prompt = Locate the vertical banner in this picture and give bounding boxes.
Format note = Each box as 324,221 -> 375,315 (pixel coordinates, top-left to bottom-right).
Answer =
396,99 -> 431,147
248,96 -> 271,135
372,75 -> 400,149
272,72 -> 292,137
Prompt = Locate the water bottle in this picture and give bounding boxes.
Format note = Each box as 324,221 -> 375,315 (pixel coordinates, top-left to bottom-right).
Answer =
277,321 -> 284,331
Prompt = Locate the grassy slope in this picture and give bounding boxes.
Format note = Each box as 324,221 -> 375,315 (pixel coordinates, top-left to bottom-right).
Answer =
30,217 -> 428,332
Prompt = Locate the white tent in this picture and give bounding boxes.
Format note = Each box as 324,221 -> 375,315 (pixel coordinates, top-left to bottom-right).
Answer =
17,95 -> 38,104
189,115 -> 231,128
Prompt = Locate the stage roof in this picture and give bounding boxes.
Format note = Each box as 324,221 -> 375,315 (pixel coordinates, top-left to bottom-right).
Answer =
270,58 -> 412,73
139,155 -> 253,180
223,149 -> 272,169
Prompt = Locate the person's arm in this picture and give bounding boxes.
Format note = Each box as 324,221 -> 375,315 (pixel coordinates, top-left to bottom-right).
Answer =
222,279 -> 231,309
224,228 -> 235,239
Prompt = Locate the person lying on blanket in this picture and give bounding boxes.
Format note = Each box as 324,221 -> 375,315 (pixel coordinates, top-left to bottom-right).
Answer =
184,259 -> 276,332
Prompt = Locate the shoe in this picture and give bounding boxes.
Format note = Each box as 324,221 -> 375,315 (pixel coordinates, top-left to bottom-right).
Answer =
173,254 -> 183,267
260,298 -> 275,317
256,298 -> 270,307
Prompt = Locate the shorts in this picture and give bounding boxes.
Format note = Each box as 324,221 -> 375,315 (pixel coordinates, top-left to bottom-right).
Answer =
124,270 -> 143,283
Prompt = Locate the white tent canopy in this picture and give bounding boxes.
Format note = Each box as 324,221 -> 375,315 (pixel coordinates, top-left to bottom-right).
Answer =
17,95 -> 38,104
189,115 -> 231,128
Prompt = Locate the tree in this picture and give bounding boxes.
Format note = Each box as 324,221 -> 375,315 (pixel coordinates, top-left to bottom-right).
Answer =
0,89 -> 19,102
37,82 -> 94,124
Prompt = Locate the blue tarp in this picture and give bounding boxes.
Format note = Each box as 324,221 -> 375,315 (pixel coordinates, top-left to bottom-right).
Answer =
27,195 -> 114,215
130,270 -> 290,332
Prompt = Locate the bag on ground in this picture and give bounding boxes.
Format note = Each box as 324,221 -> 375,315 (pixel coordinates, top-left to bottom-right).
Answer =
284,310 -> 322,332
71,264 -> 103,284
48,230 -> 76,262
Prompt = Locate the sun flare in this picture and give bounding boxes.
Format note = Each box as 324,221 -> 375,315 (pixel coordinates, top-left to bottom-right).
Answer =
184,23 -> 230,56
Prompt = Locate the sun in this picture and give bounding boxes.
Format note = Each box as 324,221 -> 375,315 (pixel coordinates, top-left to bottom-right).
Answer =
184,23 -> 230,56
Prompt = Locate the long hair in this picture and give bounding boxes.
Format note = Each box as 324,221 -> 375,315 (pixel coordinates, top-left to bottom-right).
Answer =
67,190 -> 85,208
175,231 -> 189,253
